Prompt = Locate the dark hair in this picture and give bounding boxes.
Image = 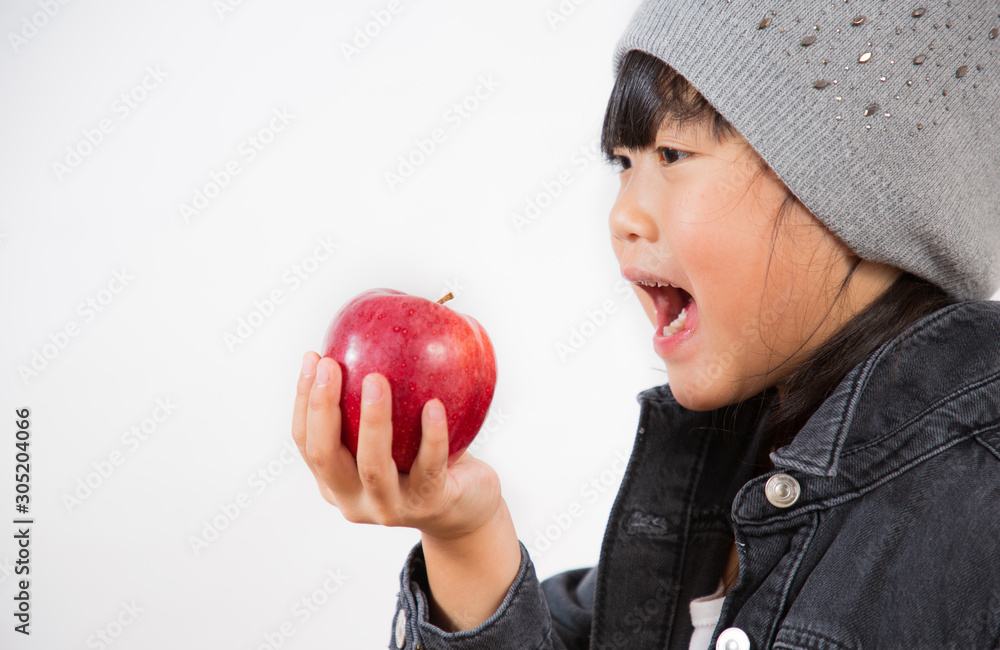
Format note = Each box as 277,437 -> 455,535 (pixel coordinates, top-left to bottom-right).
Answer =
601,49 -> 958,465
601,49 -> 740,156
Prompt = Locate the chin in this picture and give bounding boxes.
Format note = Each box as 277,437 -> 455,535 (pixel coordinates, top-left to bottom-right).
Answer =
668,385 -> 718,412
666,377 -> 744,412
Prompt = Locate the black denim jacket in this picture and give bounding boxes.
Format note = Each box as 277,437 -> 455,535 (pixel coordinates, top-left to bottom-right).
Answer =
390,300 -> 1000,649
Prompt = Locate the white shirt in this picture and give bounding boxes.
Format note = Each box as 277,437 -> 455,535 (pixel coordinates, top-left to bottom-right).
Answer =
688,579 -> 727,650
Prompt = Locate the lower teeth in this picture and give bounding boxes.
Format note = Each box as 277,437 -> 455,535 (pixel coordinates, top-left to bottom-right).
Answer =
661,305 -> 689,336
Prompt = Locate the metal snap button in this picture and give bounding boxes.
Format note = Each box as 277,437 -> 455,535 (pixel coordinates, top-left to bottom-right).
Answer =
764,473 -> 800,508
717,626 -> 751,650
395,610 -> 407,648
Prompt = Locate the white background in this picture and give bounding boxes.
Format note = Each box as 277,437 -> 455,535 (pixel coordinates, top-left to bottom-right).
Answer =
0,1 -> 666,648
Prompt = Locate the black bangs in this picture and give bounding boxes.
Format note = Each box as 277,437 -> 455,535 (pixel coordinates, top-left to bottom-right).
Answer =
600,49 -> 739,164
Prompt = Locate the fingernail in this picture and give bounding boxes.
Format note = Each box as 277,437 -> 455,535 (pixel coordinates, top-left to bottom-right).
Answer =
301,352 -> 314,376
428,401 -> 445,425
315,360 -> 330,386
363,375 -> 382,402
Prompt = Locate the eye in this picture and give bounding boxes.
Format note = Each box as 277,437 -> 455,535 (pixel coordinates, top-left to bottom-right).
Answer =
608,148 -> 691,173
609,154 -> 632,172
657,147 -> 691,166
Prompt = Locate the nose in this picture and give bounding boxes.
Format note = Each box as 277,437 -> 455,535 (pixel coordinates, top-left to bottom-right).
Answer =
609,166 -> 659,245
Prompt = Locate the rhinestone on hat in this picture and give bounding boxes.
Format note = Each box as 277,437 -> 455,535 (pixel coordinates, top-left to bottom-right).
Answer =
790,1 -> 984,135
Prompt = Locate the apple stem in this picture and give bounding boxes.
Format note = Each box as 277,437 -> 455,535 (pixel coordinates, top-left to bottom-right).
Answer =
437,292 -> 454,305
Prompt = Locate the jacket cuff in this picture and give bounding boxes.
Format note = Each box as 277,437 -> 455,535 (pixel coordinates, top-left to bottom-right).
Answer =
389,539 -> 553,649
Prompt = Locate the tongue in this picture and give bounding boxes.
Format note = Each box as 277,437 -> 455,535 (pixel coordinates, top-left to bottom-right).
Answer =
653,286 -> 690,329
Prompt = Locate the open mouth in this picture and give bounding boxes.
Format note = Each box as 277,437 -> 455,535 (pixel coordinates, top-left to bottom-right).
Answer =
635,281 -> 695,337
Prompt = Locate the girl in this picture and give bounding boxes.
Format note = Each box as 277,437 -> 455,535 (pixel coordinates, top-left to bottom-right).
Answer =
293,0 -> 1000,647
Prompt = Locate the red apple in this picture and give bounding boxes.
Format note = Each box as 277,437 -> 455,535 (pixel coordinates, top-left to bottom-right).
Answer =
321,289 -> 497,473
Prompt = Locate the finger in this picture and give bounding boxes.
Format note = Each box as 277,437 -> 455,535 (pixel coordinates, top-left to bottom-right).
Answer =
305,357 -> 362,497
292,352 -> 336,494
354,373 -> 400,507
292,351 -> 320,467
406,399 -> 450,509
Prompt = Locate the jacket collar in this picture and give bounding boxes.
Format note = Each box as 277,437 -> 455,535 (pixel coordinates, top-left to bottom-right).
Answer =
636,300 -> 1000,482
770,300 -> 1000,478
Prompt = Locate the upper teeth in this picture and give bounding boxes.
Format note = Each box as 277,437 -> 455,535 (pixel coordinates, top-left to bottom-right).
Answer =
637,280 -> 679,289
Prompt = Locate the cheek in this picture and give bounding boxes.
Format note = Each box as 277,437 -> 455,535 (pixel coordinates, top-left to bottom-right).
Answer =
679,224 -> 769,310
677,220 -> 776,356
707,282 -> 763,355
680,183 -> 777,307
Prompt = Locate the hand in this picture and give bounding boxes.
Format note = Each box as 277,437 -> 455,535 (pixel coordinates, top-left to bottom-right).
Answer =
291,351 -> 504,540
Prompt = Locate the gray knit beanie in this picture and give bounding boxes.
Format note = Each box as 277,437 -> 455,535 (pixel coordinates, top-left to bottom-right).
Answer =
613,0 -> 1000,301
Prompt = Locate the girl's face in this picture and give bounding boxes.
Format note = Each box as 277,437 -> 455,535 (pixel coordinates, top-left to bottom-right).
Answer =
609,121 -> 900,411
